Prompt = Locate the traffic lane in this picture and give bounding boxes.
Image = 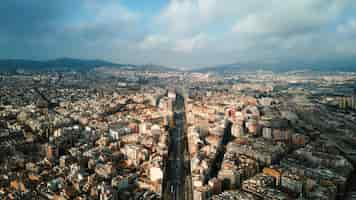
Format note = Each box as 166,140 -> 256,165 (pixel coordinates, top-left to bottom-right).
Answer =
163,93 -> 191,200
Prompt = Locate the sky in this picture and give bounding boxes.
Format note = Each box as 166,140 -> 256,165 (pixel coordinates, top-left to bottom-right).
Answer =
1,0 -> 356,69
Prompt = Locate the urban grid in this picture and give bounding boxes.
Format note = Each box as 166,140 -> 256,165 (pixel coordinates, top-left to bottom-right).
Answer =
0,68 -> 355,200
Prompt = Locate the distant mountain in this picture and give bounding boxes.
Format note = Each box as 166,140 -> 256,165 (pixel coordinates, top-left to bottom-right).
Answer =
0,58 -> 176,73
194,63 -> 259,73
119,63 -> 177,72
194,58 -> 356,73
193,62 -> 294,73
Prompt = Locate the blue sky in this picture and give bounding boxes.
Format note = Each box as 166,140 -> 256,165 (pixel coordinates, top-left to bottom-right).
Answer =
121,0 -> 166,13
1,0 -> 356,69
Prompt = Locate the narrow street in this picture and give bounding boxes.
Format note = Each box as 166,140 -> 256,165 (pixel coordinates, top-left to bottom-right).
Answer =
162,92 -> 193,200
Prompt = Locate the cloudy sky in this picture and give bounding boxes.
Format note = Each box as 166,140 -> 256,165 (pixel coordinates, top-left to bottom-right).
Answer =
1,0 -> 356,68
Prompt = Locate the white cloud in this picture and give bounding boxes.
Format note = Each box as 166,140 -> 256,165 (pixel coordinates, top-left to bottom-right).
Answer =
337,19 -> 356,34
139,33 -> 209,53
137,0 -> 356,67
2,0 -> 356,68
83,0 -> 139,22
173,33 -> 208,53
139,35 -> 170,50
157,0 -> 217,36
232,0 -> 345,36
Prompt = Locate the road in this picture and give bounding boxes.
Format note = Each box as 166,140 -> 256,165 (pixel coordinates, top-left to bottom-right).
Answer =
162,92 -> 193,200
204,121 -> 232,184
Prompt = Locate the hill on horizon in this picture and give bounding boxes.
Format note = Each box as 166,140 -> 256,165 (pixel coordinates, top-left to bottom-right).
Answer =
1,57 -> 356,74
193,58 -> 356,73
0,58 -> 176,73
